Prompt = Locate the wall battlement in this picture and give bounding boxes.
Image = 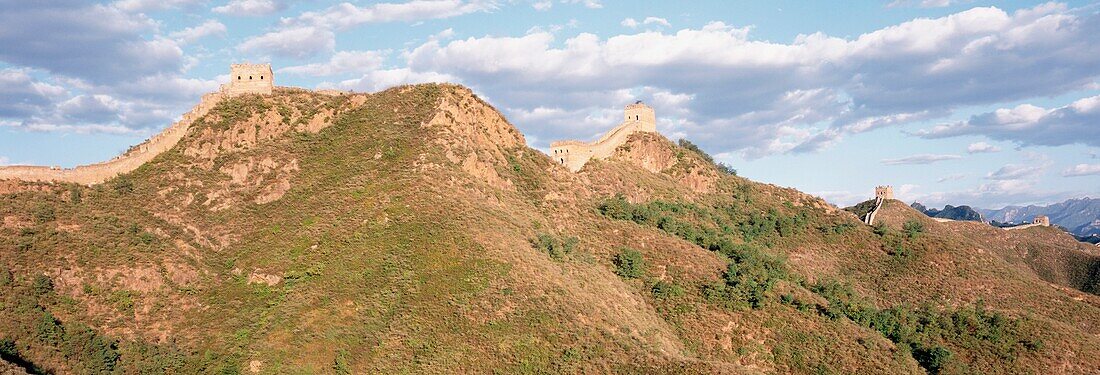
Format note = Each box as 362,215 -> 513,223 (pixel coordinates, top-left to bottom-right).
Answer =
550,101 -> 658,172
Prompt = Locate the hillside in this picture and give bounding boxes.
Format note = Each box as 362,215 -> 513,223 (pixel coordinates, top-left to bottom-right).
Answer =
2,85 -> 1099,374
980,198 -> 1100,237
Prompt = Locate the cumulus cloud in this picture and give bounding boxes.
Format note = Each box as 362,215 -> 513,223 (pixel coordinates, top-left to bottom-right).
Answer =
881,154 -> 962,165
0,69 -> 68,117
966,141 -> 1001,154
238,26 -> 335,59
1063,163 -> 1100,177
279,51 -> 388,76
397,4 -> 1100,154
916,95 -> 1100,147
0,2 -> 184,84
212,0 -> 288,15
326,68 -> 457,93
170,20 -> 228,45
284,0 -> 497,30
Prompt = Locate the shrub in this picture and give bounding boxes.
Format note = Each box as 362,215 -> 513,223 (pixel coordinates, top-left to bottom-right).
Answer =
33,204 -> 56,224
69,185 -> 82,204
533,233 -> 577,261
0,268 -> 12,287
903,220 -> 925,239
33,275 -> 54,296
651,281 -> 684,300
705,246 -> 787,309
613,248 -> 646,279
112,176 -> 134,194
333,349 -> 351,375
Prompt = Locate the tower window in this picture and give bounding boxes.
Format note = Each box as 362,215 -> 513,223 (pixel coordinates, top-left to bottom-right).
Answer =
260,76 -> 264,80
249,76 -> 253,80
636,115 -> 639,120
237,76 -> 241,80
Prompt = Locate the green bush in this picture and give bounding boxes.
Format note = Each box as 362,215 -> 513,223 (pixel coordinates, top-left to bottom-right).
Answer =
112,176 -> 134,194
704,246 -> 787,309
533,233 -> 578,261
333,349 -> 351,375
613,248 -> 646,279
32,275 -> 54,296
903,220 -> 925,239
651,281 -> 684,300
0,268 -> 12,287
33,204 -> 56,224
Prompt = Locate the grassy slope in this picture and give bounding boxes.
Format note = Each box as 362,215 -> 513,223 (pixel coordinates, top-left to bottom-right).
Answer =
0,84 -> 1098,374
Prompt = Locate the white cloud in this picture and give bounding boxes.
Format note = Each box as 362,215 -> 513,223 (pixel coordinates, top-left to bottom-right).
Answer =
0,2 -> 184,84
643,17 -> 671,27
213,0 -> 288,15
1063,163 -> 1100,177
279,51 -> 388,76
620,18 -> 638,28
170,20 -> 228,45
966,141 -> 1001,153
887,0 -> 956,8
532,1 -> 552,11
285,0 -> 496,30
112,0 -> 204,12
986,163 -> 1045,180
916,95 -> 1100,147
399,4 -> 1100,157
937,173 -> 967,183
563,0 -> 602,9
881,154 -> 962,165
238,26 -> 335,59
328,68 -> 457,93
0,69 -> 69,117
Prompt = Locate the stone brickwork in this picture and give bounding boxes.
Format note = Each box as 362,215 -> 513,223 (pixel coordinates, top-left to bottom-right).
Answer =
550,101 -> 658,172
875,185 -> 895,200
0,91 -> 226,185
224,63 -> 273,96
1033,215 -> 1050,226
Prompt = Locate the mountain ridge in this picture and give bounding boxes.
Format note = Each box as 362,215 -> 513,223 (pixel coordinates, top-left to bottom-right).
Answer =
1,84 -> 1098,373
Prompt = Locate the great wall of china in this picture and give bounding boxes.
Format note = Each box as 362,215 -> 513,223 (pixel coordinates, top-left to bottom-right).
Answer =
550,101 -> 658,172
0,63 -> 273,185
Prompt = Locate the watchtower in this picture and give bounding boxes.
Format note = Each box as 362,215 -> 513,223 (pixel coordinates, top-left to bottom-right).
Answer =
875,185 -> 894,200
623,101 -> 656,132
225,63 -> 273,96
1032,215 -> 1050,226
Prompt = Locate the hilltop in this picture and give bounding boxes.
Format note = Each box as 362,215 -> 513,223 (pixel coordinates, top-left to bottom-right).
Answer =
1,84 -> 1099,374
980,198 -> 1100,238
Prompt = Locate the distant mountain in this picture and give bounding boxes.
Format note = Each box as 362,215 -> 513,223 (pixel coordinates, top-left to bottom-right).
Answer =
911,202 -> 984,222
979,198 -> 1100,238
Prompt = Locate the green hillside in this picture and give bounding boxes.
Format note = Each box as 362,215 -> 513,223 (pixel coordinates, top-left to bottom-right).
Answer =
1,85 -> 1098,374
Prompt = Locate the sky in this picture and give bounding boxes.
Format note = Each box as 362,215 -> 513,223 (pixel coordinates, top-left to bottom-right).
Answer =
1,0 -> 1098,209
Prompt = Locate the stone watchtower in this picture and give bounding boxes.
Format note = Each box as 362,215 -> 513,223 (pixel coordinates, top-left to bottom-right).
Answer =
875,185 -> 894,200
1032,215 -> 1050,226
623,101 -> 657,132
225,63 -> 273,96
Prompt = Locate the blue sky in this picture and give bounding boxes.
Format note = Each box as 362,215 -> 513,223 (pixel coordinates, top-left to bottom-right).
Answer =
1,0 -> 1098,208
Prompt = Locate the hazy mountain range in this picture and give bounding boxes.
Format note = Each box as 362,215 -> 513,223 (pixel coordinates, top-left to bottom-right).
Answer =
978,198 -> 1100,238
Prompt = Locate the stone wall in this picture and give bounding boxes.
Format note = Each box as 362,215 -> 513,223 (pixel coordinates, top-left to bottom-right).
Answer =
0,91 -> 226,185
550,102 -> 657,172
224,63 -> 273,96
